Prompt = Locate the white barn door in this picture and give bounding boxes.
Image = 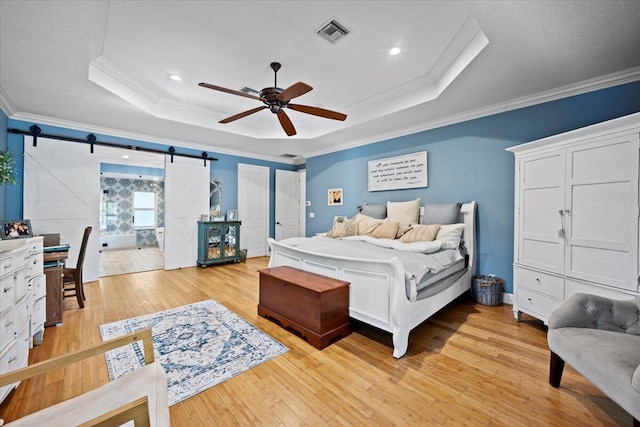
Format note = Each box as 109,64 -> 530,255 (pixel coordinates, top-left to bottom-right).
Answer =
275,169 -> 300,241
23,136 -> 101,282
238,164 -> 269,257
164,156 -> 210,270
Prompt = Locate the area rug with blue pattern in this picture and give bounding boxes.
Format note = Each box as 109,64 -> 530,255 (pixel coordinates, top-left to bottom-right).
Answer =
99,299 -> 288,406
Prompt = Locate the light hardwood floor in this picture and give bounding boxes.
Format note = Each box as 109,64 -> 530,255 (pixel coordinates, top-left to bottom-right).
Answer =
99,246 -> 164,277
0,257 -> 630,426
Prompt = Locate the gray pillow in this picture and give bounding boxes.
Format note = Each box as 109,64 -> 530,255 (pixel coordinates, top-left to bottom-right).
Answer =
359,203 -> 387,219
421,203 -> 462,225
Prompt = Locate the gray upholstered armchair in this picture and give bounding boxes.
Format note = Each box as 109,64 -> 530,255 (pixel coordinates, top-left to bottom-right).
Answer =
547,293 -> 640,426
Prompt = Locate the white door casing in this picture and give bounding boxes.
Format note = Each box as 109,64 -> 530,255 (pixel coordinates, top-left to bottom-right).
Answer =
275,169 -> 300,241
164,155 -> 210,270
238,164 -> 269,257
23,136 -> 101,282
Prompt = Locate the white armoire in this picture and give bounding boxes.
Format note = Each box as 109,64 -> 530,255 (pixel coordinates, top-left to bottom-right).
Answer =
507,113 -> 640,323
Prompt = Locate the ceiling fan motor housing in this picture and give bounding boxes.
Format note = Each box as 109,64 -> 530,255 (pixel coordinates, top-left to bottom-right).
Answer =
260,87 -> 286,113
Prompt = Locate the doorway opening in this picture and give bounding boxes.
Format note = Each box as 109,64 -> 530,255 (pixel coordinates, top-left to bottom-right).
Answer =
98,150 -> 165,277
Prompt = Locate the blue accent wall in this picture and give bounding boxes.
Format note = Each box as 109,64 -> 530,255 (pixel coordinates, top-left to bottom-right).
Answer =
306,81 -> 640,294
3,120 -> 296,237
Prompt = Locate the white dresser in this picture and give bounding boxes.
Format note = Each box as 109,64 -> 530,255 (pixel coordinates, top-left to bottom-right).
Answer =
0,236 -> 44,404
507,113 -> 640,323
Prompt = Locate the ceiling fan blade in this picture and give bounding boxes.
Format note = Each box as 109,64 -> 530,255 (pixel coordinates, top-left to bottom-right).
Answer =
199,82 -> 265,101
276,110 -> 297,136
287,104 -> 347,121
219,106 -> 267,124
278,81 -> 313,102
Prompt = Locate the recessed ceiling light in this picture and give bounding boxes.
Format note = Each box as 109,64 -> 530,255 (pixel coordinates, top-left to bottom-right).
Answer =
389,47 -> 402,56
122,154 -> 130,159
169,74 -> 182,82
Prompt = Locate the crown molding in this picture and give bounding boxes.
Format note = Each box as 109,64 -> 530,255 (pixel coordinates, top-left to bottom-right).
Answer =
305,67 -> 640,158
0,86 -> 17,117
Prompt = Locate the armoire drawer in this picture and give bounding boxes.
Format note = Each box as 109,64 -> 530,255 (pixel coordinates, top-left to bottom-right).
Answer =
516,287 -> 563,321
515,267 -> 564,300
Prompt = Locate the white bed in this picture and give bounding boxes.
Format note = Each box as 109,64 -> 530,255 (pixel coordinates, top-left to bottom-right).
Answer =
267,201 -> 477,358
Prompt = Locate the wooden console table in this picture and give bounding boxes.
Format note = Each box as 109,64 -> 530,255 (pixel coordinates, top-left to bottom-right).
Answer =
258,266 -> 350,349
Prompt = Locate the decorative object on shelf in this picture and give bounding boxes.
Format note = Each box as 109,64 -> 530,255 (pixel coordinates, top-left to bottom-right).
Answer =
0,219 -> 33,239
368,151 -> 428,191
0,149 -> 17,185
210,178 -> 222,218
328,188 -> 343,206
226,209 -> 238,221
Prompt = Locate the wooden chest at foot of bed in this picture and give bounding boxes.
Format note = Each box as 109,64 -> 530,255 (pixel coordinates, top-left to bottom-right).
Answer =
258,266 -> 351,349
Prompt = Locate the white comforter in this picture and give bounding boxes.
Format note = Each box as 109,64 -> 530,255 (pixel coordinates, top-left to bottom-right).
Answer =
277,236 -> 463,285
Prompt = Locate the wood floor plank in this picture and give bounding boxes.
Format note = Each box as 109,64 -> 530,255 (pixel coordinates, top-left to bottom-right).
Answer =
0,256 -> 632,426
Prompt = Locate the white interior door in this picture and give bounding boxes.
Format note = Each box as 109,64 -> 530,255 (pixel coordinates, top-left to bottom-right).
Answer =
164,156 -> 210,270
23,136 -> 101,282
238,164 -> 269,257
275,169 -> 300,241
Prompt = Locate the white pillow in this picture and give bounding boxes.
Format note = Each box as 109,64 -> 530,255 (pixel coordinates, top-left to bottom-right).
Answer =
387,198 -> 420,237
435,223 -> 465,249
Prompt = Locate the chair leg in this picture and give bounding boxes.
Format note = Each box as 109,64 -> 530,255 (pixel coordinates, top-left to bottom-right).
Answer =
75,276 -> 84,308
549,351 -> 564,387
79,270 -> 86,301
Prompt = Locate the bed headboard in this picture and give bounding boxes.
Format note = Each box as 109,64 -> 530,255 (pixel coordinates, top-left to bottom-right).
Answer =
459,201 -> 477,275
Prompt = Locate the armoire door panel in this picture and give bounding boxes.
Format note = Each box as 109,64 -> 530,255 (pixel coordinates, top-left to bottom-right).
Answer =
568,245 -> 632,287
569,138 -> 635,179
565,135 -> 639,291
569,181 -> 631,243
521,239 -> 564,271
518,151 -> 565,272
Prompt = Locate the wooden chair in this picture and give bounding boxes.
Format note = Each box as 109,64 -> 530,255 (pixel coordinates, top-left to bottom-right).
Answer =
62,226 -> 92,308
0,328 -> 170,426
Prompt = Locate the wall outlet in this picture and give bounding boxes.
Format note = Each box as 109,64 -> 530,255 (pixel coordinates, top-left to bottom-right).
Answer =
309,212 -> 315,218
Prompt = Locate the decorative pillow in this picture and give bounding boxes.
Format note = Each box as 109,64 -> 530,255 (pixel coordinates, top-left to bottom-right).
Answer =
435,223 -> 465,249
421,203 -> 462,225
326,216 -> 357,238
360,203 -> 387,219
370,221 -> 399,239
387,198 -> 420,238
353,214 -> 386,235
400,224 -> 440,243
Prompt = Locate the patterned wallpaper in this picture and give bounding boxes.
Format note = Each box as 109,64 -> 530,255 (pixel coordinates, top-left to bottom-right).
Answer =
100,176 -> 165,246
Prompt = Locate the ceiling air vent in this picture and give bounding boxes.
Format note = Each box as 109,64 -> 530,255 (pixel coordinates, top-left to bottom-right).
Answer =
281,153 -> 298,158
240,86 -> 260,95
317,19 -> 350,44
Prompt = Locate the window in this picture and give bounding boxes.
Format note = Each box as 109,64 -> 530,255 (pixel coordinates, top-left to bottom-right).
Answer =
133,191 -> 156,228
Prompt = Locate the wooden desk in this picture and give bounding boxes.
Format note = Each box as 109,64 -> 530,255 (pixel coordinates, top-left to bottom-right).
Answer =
43,249 -> 68,327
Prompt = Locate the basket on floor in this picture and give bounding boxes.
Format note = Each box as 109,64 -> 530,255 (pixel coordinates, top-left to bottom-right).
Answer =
472,275 -> 503,306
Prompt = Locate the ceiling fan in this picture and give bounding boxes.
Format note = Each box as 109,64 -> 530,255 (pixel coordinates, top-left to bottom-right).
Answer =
199,62 -> 347,137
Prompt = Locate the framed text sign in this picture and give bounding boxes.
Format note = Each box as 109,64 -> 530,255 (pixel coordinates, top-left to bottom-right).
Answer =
368,151 -> 427,191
